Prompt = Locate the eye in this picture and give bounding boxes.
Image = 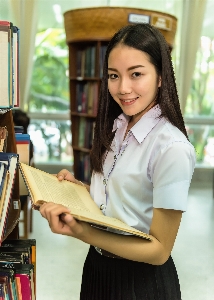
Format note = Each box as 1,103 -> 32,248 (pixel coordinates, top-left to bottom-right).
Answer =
132,72 -> 142,78
108,73 -> 118,80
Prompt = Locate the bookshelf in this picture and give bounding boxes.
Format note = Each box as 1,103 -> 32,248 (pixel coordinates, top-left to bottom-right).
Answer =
0,110 -> 20,240
64,7 -> 177,183
0,21 -> 36,299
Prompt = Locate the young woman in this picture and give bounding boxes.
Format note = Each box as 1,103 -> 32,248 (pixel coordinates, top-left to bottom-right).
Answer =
40,23 -> 195,299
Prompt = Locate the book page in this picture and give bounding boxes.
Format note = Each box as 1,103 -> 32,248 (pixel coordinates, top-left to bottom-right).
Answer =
20,163 -> 102,215
20,163 -> 151,241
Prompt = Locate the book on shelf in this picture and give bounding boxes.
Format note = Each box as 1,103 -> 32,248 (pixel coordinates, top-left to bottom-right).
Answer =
0,264 -> 35,300
92,82 -> 99,115
78,152 -> 91,183
0,126 -> 8,152
99,44 -> 107,78
0,162 -> 7,200
19,162 -> 151,240
84,46 -> 96,78
0,21 -> 20,109
78,117 -> 86,148
1,238 -> 36,275
78,118 -> 94,149
87,82 -> 94,115
76,82 -> 98,115
0,237 -> 36,299
15,133 -> 30,195
76,49 -> 85,78
76,83 -> 87,113
0,153 -> 19,244
0,267 -> 16,299
12,26 -> 20,107
76,46 -> 96,79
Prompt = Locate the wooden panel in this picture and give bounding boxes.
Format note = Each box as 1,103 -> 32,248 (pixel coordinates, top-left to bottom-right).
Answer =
64,7 -> 177,49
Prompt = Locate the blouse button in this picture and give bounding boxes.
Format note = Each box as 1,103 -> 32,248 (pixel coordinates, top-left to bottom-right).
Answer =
100,204 -> 105,210
114,155 -> 117,160
103,179 -> 106,185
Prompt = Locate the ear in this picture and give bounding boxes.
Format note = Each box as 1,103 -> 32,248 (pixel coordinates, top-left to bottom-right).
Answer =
158,76 -> 161,87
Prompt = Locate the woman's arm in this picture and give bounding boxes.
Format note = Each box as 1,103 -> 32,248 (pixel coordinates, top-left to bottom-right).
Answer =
40,202 -> 182,265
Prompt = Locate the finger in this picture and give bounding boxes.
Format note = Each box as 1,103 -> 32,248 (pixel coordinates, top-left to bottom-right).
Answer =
56,169 -> 72,181
60,213 -> 73,224
40,202 -> 70,221
57,170 -> 76,183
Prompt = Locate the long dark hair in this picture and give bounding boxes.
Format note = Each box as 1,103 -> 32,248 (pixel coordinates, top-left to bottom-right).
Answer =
90,23 -> 188,173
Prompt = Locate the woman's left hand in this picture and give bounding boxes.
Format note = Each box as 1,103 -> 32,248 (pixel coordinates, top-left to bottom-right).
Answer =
40,202 -> 90,240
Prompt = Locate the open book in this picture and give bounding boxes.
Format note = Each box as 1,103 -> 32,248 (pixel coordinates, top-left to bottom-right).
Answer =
19,163 -> 151,241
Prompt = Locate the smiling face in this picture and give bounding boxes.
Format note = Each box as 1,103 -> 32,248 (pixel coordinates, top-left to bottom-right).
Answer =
108,44 -> 161,125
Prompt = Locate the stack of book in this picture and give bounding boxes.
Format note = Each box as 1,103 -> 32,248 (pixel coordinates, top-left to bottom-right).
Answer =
0,238 -> 36,300
76,46 -> 96,79
0,129 -> 36,299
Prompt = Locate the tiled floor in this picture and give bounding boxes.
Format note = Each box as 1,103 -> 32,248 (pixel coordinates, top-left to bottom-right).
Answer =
28,181 -> 214,300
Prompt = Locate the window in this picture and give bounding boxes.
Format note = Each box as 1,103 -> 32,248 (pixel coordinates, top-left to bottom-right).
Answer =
28,28 -> 72,164
185,35 -> 214,166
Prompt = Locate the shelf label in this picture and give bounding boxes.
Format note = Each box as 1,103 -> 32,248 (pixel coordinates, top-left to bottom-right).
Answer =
128,14 -> 150,24
151,15 -> 172,31
13,200 -> 19,209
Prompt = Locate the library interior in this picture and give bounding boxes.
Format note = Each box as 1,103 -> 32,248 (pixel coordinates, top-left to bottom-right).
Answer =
0,0 -> 214,299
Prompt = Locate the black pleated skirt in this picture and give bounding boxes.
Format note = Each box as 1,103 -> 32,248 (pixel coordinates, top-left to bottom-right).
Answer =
80,246 -> 181,300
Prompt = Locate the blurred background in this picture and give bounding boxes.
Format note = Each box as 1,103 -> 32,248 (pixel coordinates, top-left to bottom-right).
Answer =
0,0 -> 213,174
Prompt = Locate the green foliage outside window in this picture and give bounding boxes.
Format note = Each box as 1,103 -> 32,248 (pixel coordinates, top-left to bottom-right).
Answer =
185,36 -> 214,164
28,29 -> 72,163
185,36 -> 214,116
29,28 -> 69,112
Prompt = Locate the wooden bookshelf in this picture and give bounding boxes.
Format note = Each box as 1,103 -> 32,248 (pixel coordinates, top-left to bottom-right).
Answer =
0,110 -> 20,240
64,7 -> 177,183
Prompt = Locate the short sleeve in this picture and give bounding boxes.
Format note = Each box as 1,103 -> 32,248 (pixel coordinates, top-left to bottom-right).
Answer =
152,141 -> 196,211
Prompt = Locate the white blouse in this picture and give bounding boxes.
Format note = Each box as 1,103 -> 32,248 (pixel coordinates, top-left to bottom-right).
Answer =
90,105 -> 196,234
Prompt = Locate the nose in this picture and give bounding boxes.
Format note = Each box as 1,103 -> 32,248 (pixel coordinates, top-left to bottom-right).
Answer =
118,77 -> 132,95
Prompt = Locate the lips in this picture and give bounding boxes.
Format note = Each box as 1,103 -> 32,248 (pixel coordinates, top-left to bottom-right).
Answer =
119,97 -> 138,105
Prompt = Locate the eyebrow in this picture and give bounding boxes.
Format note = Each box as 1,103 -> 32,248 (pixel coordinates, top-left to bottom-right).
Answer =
108,65 -> 145,72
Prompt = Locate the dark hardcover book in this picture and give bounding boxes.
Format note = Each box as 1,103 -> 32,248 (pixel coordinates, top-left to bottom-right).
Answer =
0,252 -> 25,264
0,162 -> 7,199
90,46 -> 96,77
0,153 -> 18,243
84,47 -> 90,77
14,126 -> 24,134
0,247 -> 30,264
99,44 -> 107,78
78,117 -> 86,148
76,83 -> 84,112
